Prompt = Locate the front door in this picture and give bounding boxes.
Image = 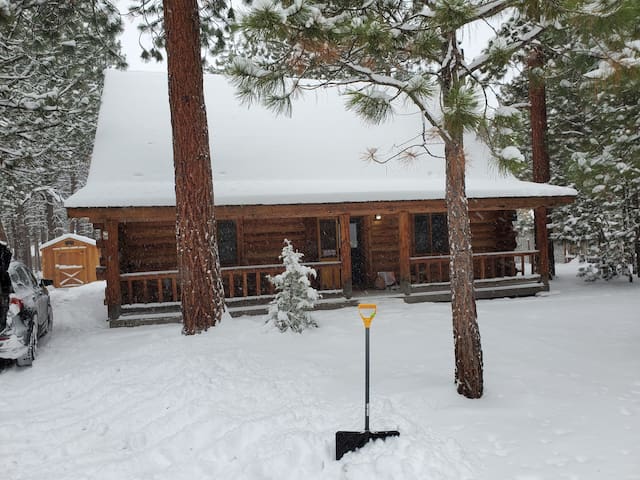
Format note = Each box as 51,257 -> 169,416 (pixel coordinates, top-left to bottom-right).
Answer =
318,218 -> 341,289
350,218 -> 366,288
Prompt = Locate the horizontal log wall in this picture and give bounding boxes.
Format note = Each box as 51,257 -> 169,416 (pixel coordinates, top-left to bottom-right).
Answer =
468,210 -> 516,253
242,218 -> 310,265
108,209 -> 518,301
117,217 -> 321,274
119,221 -> 177,273
494,210 -> 518,251
469,211 -> 499,252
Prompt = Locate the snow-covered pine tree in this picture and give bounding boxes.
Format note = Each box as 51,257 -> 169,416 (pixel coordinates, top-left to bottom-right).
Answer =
494,0 -> 640,281
267,240 -> 319,333
124,0 -> 239,70
0,1 -> 124,260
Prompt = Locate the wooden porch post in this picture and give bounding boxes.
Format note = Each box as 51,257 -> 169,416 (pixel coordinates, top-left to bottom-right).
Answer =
339,214 -> 352,299
104,219 -> 121,320
399,211 -> 411,295
236,217 -> 245,265
534,207 -> 550,285
362,215 -> 373,285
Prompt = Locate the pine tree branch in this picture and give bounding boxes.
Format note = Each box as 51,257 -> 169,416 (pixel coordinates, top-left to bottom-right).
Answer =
470,0 -> 517,21
339,61 -> 451,142
463,24 -> 545,77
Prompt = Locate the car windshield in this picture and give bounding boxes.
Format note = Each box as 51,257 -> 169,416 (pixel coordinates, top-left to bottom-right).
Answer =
9,265 -> 33,289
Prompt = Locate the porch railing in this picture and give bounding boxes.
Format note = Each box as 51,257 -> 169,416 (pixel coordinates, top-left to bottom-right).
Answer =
118,251 -> 538,305
120,270 -> 179,305
119,261 -> 342,305
220,261 -> 341,298
410,250 -> 539,285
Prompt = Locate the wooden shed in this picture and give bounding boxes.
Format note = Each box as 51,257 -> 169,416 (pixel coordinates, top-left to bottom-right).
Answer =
65,70 -> 576,323
40,234 -> 100,288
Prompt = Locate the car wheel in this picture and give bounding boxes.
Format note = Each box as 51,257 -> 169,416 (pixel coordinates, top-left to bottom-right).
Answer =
16,318 -> 38,367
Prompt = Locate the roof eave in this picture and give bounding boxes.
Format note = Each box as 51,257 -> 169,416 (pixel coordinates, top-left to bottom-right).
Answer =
67,195 -> 576,224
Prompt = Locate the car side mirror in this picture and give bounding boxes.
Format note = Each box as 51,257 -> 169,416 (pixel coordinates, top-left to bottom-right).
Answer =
40,279 -> 54,287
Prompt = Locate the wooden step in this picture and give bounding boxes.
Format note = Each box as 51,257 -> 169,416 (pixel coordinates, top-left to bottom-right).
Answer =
110,311 -> 182,328
405,281 -> 547,304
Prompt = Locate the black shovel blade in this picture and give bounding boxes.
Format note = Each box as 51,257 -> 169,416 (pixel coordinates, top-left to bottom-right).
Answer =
335,430 -> 400,460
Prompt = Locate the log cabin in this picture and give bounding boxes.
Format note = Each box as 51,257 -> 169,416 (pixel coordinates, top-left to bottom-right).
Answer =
65,70 -> 576,323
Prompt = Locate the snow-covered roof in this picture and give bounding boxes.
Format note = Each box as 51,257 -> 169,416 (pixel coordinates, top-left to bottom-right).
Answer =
39,233 -> 96,250
65,70 -> 576,209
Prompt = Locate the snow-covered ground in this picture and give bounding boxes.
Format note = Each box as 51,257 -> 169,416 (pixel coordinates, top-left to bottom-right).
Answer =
1,261 -> 638,480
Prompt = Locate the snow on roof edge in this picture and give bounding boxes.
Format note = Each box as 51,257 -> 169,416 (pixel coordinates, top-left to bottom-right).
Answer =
39,233 -> 97,250
66,180 -> 577,209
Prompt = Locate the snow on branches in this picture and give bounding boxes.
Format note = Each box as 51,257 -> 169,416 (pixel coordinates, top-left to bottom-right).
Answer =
266,239 -> 320,333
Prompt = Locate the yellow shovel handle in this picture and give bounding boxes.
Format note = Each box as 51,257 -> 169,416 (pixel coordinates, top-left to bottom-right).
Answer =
358,303 -> 377,328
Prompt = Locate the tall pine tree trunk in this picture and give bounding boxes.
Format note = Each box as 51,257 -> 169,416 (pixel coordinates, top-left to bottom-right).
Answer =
528,45 -> 552,283
163,0 -> 225,334
0,220 -> 7,243
33,228 -> 41,272
445,139 -> 483,398
46,200 -> 55,242
15,203 -> 31,268
442,32 -> 483,399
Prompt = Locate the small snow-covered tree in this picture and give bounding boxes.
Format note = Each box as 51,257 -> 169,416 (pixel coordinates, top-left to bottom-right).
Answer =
267,240 -> 319,333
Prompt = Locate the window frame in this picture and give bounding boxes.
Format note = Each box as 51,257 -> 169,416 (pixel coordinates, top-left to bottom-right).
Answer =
413,213 -> 449,256
317,218 -> 339,260
217,220 -> 238,267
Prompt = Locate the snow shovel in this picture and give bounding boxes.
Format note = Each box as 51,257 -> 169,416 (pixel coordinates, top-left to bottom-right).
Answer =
335,303 -> 399,460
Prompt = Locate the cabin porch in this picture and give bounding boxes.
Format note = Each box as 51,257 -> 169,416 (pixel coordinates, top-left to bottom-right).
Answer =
116,249 -> 540,302
110,274 -> 545,327
67,197 -> 570,325
107,249 -> 543,326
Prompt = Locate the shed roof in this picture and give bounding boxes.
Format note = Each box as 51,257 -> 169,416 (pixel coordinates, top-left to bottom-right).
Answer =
39,233 -> 97,250
65,70 -> 575,209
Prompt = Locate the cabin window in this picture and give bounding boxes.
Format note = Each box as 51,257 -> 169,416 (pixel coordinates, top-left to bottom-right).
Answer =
414,214 -> 449,255
217,220 -> 237,266
319,219 -> 338,259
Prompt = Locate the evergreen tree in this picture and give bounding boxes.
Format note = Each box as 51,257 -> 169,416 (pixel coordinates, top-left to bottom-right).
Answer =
124,0 -> 241,70
0,1 -> 124,170
0,1 -> 124,254
267,240 -> 319,333
494,0 -> 639,279
228,0 -> 559,398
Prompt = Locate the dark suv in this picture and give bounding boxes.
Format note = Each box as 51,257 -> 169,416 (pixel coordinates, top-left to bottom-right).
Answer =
0,261 -> 53,366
